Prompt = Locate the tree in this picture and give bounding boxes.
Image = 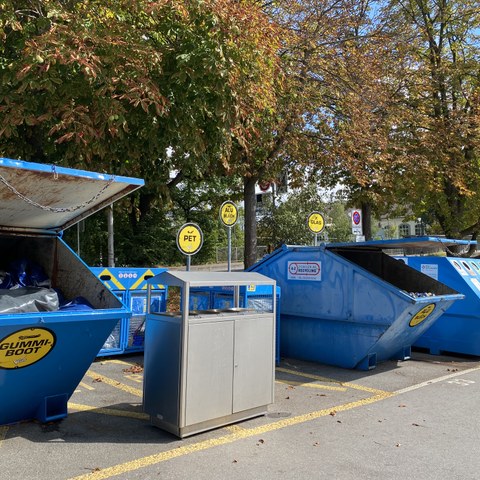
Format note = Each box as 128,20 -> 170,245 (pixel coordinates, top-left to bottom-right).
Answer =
383,0 -> 480,243
0,0 -> 282,265
257,185 -> 352,247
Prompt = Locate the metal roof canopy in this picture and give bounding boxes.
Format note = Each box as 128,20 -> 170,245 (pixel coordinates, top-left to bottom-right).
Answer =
146,270 -> 276,288
0,158 -> 144,234
325,236 -> 476,251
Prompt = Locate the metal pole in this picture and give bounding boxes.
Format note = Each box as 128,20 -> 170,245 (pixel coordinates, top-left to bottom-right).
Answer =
77,222 -> 80,256
314,234 -> 318,246
186,256 -> 191,271
227,227 -> 232,272
107,204 -> 115,267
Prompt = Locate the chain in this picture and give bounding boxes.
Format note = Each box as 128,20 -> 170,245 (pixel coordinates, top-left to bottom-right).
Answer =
0,172 -> 116,213
444,243 -> 470,257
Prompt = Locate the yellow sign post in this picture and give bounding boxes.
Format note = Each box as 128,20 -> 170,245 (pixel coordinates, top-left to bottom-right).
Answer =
220,201 -> 238,227
307,211 -> 325,245
177,223 -> 204,270
220,201 -> 238,271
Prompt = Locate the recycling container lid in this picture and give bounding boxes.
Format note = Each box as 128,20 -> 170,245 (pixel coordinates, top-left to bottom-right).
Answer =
0,158 -> 144,234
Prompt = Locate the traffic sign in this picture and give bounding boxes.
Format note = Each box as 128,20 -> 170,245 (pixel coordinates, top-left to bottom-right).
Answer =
307,212 -> 325,234
176,223 -> 203,256
220,201 -> 238,227
351,209 -> 363,235
352,210 -> 362,226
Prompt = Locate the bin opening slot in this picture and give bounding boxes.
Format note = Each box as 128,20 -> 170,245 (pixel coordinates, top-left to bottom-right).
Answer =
331,247 -> 458,296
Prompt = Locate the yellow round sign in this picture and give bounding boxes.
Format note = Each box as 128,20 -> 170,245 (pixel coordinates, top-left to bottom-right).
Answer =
0,328 -> 56,369
177,223 -> 203,256
307,212 -> 325,234
220,201 -> 238,227
409,303 -> 436,327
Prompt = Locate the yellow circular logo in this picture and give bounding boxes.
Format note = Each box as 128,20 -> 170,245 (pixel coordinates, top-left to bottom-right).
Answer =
177,223 -> 203,255
409,304 -> 436,327
0,328 -> 56,369
307,212 -> 325,234
220,201 -> 238,227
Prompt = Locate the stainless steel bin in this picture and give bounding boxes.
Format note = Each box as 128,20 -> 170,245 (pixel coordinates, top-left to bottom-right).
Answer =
143,271 -> 276,438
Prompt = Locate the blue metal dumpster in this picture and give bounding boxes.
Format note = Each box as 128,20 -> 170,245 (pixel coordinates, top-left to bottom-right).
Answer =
249,242 -> 464,370
0,158 -> 143,425
90,267 -> 167,356
391,237 -> 480,356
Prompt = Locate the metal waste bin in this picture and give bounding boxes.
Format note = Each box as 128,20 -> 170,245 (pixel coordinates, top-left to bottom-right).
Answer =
249,242 -> 463,370
90,267 -> 167,356
392,237 -> 480,356
143,271 -> 276,438
0,158 -> 143,425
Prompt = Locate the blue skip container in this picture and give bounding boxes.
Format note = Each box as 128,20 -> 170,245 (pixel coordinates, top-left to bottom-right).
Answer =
249,242 -> 464,370
392,237 -> 480,356
90,267 -> 168,356
0,158 -> 143,425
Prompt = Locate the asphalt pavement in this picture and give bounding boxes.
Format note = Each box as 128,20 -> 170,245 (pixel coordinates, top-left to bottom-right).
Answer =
1,350 -> 480,480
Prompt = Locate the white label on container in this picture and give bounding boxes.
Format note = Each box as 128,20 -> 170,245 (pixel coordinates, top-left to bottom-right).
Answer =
421,264 -> 438,280
451,260 -> 468,276
471,278 -> 480,291
288,261 -> 321,281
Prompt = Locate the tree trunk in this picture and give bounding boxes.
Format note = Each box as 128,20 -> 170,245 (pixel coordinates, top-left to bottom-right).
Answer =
244,175 -> 258,269
361,201 -> 372,240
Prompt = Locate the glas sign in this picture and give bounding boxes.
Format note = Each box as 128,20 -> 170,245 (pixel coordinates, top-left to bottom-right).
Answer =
307,212 -> 325,234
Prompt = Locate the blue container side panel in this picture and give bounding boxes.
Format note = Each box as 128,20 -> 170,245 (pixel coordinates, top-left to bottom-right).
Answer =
401,256 -> 480,355
124,290 -> 166,353
0,312 -> 120,425
90,267 -> 168,356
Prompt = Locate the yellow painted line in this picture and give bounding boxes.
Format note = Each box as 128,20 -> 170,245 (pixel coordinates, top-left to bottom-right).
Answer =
276,367 -> 388,395
0,426 -> 8,448
67,392 -> 393,480
275,379 -> 347,392
79,381 -> 95,391
84,371 -> 143,398
102,359 -> 137,367
69,403 -> 148,421
224,424 -> 245,433
124,374 -> 143,384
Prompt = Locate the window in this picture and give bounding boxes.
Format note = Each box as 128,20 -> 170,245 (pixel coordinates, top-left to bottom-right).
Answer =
399,223 -> 410,237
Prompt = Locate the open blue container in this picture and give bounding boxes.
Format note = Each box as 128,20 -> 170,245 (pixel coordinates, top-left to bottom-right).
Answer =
249,242 -> 464,370
0,158 -> 143,425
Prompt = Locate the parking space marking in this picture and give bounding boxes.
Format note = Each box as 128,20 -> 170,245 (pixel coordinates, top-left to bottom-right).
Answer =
0,426 -> 8,448
84,371 -> 143,398
123,374 -> 143,384
276,367 -> 388,395
69,403 -> 148,421
394,365 -> 480,395
79,381 -> 95,391
275,379 -> 347,391
68,391 -> 392,480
